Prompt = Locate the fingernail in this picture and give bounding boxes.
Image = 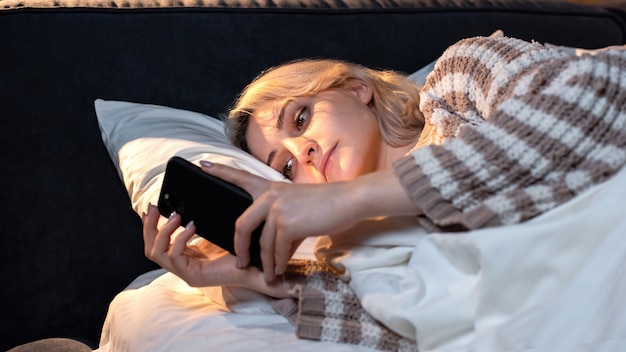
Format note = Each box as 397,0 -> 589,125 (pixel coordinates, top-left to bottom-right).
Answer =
185,220 -> 194,231
236,257 -> 242,269
200,160 -> 213,168
264,272 -> 271,282
168,211 -> 177,222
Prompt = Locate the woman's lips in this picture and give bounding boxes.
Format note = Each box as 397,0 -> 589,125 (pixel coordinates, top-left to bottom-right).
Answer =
321,144 -> 336,181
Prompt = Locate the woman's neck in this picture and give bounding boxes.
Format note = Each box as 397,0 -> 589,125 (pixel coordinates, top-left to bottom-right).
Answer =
377,138 -> 420,170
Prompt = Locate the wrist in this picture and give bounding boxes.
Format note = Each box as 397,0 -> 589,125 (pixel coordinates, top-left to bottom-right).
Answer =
235,267 -> 291,298
349,169 -> 420,220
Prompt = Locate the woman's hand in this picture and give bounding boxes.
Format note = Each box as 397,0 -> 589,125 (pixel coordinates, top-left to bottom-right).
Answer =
142,204 -> 290,298
199,161 -> 359,282
200,161 -> 420,283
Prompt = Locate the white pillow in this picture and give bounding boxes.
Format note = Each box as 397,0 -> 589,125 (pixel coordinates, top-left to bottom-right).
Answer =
95,99 -> 285,217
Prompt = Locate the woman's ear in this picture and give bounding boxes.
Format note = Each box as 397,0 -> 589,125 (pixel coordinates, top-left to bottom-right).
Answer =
349,79 -> 373,105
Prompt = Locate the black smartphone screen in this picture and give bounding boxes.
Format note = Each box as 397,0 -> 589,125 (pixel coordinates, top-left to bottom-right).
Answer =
157,156 -> 263,269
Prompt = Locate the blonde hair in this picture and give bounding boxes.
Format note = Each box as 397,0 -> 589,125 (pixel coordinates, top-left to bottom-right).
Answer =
226,59 -> 424,153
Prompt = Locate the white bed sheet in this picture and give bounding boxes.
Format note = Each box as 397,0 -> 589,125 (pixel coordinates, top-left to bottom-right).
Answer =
96,166 -> 626,352
96,269 -> 378,352
321,165 -> 626,351
95,235 -> 379,352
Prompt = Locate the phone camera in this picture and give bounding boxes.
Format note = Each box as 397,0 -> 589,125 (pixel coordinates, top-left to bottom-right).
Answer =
162,192 -> 185,215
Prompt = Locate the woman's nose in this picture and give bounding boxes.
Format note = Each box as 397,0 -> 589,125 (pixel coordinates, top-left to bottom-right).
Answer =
287,139 -> 318,165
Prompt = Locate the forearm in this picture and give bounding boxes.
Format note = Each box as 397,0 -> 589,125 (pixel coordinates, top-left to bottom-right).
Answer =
347,169 -> 421,221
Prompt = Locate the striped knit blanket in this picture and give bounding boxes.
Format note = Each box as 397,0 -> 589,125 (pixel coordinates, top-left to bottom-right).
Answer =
271,259 -> 419,351
394,36 -> 626,232
273,36 -> 626,350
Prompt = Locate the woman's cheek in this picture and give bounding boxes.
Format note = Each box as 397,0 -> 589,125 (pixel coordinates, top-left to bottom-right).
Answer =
293,169 -> 327,184
330,154 -> 367,182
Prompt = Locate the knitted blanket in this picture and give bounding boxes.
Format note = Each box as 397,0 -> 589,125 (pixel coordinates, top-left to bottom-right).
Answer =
271,259 -> 418,351
395,36 -> 626,232
273,36 -> 626,350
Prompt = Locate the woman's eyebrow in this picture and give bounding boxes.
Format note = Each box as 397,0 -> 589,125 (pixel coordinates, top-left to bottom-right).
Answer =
266,150 -> 276,167
276,100 -> 290,130
266,100 -> 291,166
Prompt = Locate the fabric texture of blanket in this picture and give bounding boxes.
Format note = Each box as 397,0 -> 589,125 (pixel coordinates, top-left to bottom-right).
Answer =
272,260 -> 418,351
394,35 -> 626,232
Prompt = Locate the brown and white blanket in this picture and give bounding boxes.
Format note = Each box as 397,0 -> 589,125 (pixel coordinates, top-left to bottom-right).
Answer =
395,36 -> 626,232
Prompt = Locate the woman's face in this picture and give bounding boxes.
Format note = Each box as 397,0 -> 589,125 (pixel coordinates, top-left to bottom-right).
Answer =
245,83 -> 383,183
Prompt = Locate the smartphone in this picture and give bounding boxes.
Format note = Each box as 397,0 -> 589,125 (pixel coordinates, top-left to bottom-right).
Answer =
157,156 -> 262,269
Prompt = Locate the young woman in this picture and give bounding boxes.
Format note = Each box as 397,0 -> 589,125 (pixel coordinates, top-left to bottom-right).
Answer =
143,35 -> 626,293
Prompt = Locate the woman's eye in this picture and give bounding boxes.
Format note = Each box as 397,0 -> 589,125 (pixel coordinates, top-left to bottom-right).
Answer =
294,106 -> 308,130
282,158 -> 294,180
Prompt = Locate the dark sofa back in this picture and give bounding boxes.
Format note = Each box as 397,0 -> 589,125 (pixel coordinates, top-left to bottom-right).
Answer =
1,0 -> 624,349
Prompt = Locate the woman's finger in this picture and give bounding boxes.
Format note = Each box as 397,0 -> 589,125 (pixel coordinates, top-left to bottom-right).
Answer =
152,211 -> 181,260
170,221 -> 196,257
258,218 -> 277,282
232,194 -> 272,269
273,231 -> 295,277
233,218 -> 252,269
142,204 -> 160,257
167,221 -> 197,278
